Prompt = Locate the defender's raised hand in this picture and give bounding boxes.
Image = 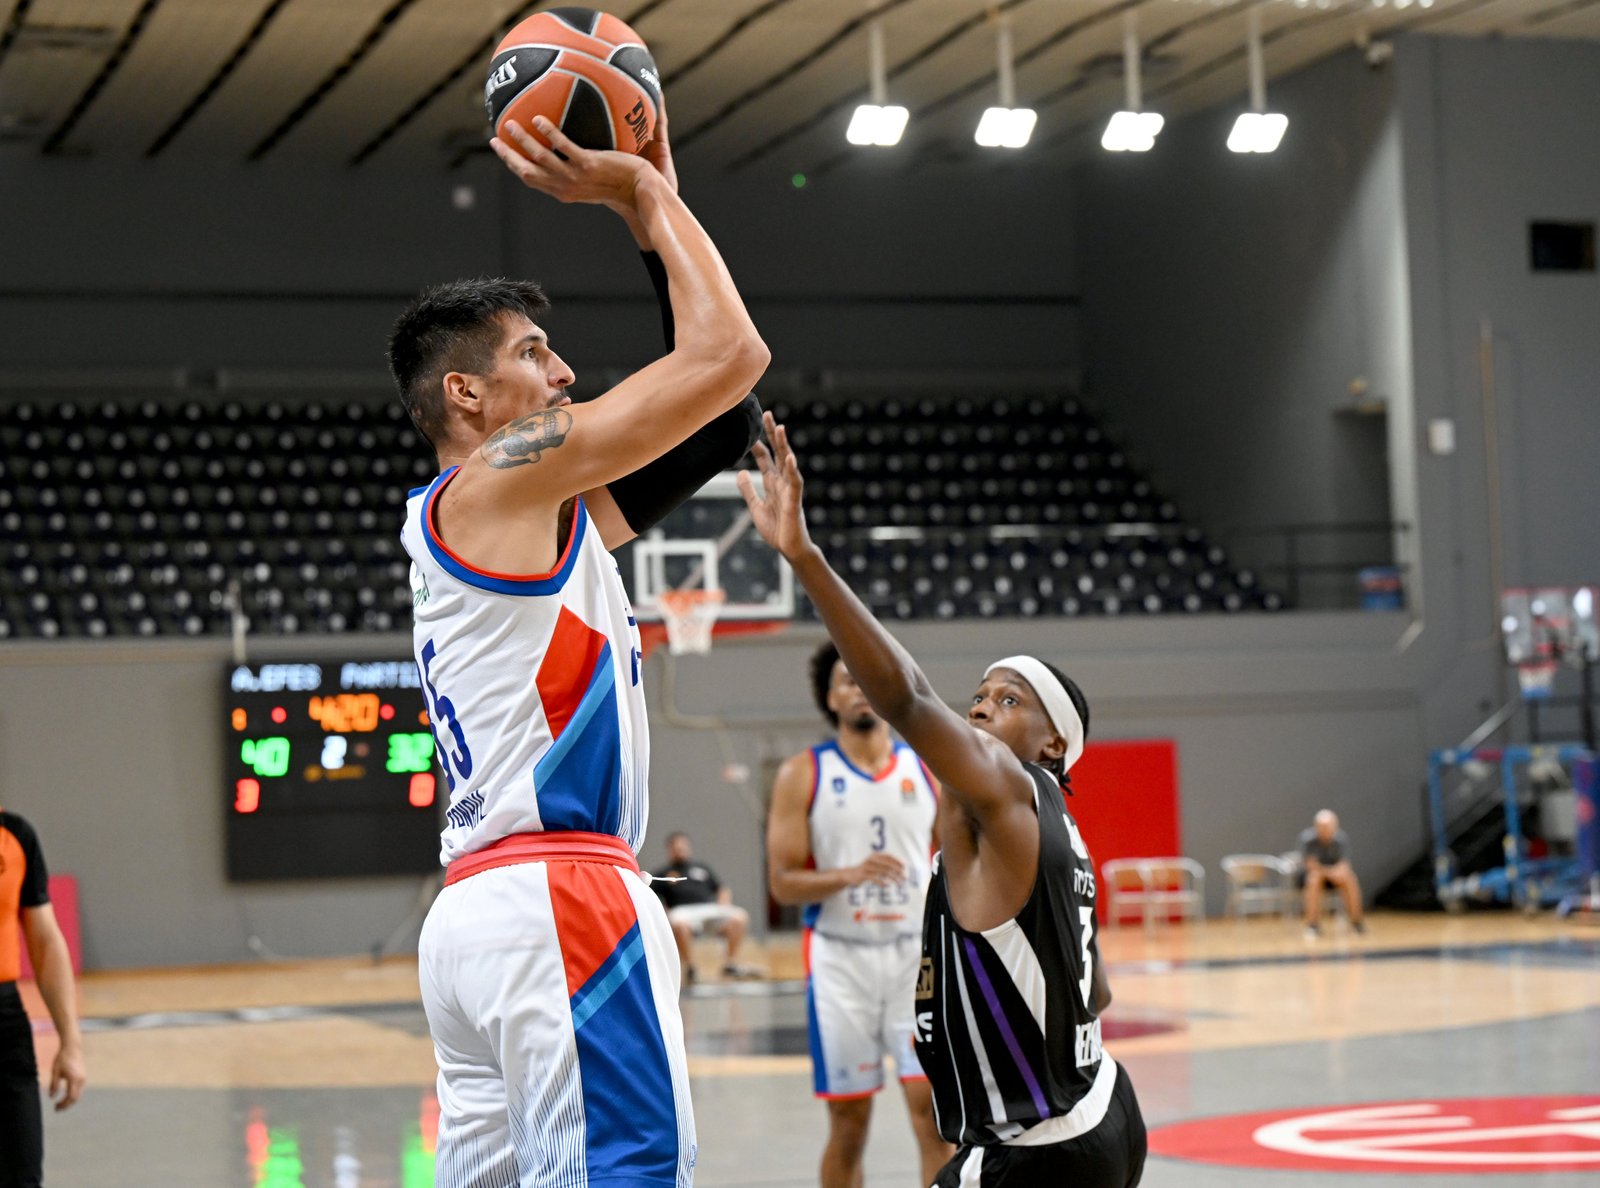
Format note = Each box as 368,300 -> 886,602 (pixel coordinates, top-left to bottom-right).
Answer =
492,116 -> 652,208
737,412 -> 813,561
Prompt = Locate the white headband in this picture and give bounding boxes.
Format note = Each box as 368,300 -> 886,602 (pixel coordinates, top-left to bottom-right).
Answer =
985,655 -> 1085,774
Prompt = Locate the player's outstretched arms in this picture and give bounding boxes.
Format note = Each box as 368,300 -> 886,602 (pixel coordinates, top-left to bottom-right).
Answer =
486,119 -> 768,504
766,753 -> 908,905
739,413 -> 1034,829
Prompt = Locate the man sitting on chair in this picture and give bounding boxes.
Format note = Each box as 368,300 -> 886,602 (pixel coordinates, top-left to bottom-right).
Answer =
1301,809 -> 1368,938
652,831 -> 760,982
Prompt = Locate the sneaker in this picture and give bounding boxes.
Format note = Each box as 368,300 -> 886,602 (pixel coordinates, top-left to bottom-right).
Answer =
1352,920 -> 1368,935
1302,923 -> 1320,941
722,962 -> 763,980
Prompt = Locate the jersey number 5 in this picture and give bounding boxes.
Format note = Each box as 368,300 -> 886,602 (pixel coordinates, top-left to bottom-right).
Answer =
420,639 -> 474,792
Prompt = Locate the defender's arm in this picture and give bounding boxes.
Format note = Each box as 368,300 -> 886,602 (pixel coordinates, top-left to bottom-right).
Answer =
740,417 -> 1035,831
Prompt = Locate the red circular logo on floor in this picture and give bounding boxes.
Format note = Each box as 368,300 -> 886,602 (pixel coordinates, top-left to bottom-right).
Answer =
1149,1096 -> 1600,1174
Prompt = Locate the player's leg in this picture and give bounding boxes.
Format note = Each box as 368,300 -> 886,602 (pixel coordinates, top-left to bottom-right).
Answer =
807,932 -> 886,1187
901,1079 -> 951,1188
717,905 -> 748,970
885,938 -> 953,1185
511,860 -> 693,1186
667,909 -> 697,982
0,984 -> 44,1188
1302,862 -> 1326,934
824,1097 -> 873,1188
1329,862 -> 1367,931
417,880 -> 518,1188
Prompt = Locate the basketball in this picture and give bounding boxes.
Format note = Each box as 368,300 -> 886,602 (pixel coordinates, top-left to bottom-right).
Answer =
485,7 -> 662,155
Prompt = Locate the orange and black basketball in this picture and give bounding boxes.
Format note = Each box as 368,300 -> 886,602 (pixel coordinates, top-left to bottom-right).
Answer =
485,7 -> 662,155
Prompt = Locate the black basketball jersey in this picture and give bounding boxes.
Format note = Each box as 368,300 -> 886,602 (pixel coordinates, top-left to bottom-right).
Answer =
914,764 -> 1113,1146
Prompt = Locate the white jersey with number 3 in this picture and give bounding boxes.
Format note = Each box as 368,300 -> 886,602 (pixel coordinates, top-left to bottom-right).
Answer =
805,741 -> 938,943
400,467 -> 650,864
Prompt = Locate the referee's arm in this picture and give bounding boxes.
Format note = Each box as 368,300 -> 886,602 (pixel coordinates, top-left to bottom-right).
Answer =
21,904 -> 86,1111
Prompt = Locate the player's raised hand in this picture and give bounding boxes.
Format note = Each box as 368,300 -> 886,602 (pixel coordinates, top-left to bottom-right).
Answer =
738,412 -> 813,561
601,105 -> 676,244
492,117 -> 652,208
638,104 -> 677,195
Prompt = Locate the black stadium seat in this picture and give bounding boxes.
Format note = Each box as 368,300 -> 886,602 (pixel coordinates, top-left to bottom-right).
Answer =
0,394 -> 1279,638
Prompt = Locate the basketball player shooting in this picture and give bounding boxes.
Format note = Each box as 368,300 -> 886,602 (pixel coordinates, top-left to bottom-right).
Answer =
767,642 -> 953,1186
739,415 -> 1148,1188
387,108 -> 768,1188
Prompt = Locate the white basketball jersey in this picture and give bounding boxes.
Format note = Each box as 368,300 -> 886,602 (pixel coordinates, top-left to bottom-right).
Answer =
805,741 -> 938,943
400,467 -> 650,864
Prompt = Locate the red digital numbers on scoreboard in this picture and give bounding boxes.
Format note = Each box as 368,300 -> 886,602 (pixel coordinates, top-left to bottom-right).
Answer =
307,693 -> 381,733
408,773 -> 437,808
234,778 -> 261,814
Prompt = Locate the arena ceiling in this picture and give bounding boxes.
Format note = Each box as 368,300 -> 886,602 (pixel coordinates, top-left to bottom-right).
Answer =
0,0 -> 1594,175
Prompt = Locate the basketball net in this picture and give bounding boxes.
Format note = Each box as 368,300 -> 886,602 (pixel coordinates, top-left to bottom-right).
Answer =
1517,661 -> 1558,701
656,588 -> 724,656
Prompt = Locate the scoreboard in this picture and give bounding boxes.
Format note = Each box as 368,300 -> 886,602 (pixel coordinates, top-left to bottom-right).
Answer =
225,659 -> 442,881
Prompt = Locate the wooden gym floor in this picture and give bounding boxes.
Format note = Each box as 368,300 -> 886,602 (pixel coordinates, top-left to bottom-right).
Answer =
21,911 -> 1600,1186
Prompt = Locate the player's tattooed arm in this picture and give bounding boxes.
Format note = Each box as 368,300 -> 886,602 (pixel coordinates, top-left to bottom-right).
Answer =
481,409 -> 573,469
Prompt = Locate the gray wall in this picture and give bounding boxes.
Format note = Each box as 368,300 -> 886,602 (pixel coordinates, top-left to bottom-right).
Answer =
1075,49 -> 1413,603
0,153 -> 1078,377
1395,35 -> 1600,592
1,613 -> 1430,969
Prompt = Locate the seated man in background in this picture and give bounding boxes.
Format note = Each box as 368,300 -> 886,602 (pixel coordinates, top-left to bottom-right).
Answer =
652,831 -> 759,982
1301,809 -> 1367,938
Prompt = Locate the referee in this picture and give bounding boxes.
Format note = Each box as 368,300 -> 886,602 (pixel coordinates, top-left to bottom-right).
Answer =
2,806 -> 87,1188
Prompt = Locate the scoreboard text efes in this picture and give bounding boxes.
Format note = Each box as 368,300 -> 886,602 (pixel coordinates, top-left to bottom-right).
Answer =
225,660 -> 442,880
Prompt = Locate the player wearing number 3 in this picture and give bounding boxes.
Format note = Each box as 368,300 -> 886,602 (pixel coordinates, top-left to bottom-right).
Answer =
767,641 -> 952,1187
389,110 -> 767,1187
740,414 -> 1147,1188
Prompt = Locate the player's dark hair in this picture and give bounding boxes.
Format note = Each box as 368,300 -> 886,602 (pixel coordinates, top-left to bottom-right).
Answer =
666,830 -> 690,846
1041,660 -> 1090,790
387,277 -> 551,450
809,641 -> 842,728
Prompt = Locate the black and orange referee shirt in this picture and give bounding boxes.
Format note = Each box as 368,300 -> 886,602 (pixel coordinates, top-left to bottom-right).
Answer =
0,808 -> 50,984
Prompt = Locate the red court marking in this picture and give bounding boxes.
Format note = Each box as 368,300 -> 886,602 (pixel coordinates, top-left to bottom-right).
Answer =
1149,1096 -> 1600,1173
1068,740 -> 1181,922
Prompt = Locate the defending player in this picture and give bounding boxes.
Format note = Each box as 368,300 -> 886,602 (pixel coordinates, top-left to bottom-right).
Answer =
767,642 -> 953,1187
740,416 -> 1147,1187
389,109 -> 767,1187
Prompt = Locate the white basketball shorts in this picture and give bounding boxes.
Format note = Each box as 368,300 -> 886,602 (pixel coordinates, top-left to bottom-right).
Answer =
805,930 -> 926,1099
419,833 -> 696,1187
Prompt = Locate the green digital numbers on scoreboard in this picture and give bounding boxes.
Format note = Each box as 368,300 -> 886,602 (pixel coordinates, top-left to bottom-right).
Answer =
386,732 -> 436,775
241,736 -> 292,779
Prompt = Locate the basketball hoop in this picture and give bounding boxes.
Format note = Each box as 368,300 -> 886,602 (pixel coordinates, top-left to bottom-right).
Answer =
1517,662 -> 1558,701
656,588 -> 725,656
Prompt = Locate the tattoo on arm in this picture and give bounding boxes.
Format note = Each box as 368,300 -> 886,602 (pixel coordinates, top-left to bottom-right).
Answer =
481,409 -> 573,469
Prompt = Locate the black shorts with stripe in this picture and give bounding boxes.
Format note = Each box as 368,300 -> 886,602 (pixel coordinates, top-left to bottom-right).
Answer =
933,1062 -> 1147,1188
